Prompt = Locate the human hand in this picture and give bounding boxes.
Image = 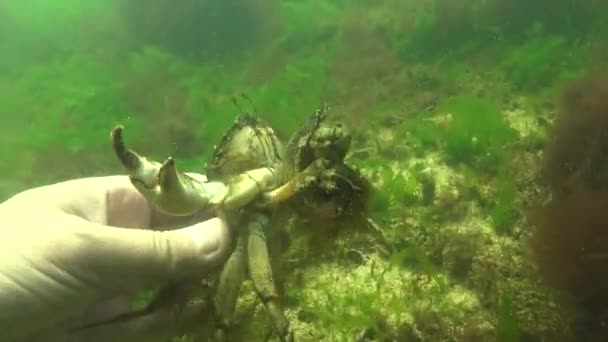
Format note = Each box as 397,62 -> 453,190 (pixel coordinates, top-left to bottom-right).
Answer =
0,175 -> 233,342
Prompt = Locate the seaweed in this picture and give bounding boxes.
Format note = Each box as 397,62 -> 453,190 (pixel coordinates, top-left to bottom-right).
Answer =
496,291 -> 521,342
500,34 -> 588,91
541,72 -> 608,194
121,0 -> 277,61
480,0 -> 599,39
530,74 -> 608,341
403,115 -> 443,152
490,177 -> 519,235
530,190 -> 608,341
0,1 -> 604,340
247,55 -> 331,136
381,166 -> 420,206
437,95 -> 517,172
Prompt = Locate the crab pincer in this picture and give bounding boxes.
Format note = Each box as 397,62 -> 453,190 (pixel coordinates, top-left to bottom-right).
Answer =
110,126 -> 228,216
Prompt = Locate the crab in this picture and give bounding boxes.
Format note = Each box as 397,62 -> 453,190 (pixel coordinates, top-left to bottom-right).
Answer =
110,107 -> 371,341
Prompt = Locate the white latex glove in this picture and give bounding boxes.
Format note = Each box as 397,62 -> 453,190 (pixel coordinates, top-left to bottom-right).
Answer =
0,175 -> 233,342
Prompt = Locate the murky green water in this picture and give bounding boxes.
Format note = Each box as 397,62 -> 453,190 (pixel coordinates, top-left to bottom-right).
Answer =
2,1 -> 608,341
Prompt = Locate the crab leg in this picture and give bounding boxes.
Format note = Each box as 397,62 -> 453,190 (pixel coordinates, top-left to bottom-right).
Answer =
212,233 -> 248,341
221,167 -> 280,211
247,214 -> 293,342
264,158 -> 330,205
111,126 -> 228,215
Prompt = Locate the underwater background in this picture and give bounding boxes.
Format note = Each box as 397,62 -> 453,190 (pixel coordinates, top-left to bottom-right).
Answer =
2,0 -> 608,341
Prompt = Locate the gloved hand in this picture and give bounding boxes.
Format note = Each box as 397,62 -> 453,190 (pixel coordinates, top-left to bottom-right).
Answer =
0,175 -> 233,342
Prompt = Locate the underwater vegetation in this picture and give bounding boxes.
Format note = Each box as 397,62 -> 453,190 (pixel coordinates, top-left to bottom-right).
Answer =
437,95 -> 517,171
395,94 -> 517,173
2,0 -> 606,341
541,72 -> 608,194
373,0 -> 604,63
499,35 -> 589,92
530,73 -> 608,341
531,190 -> 608,342
121,0 -> 279,61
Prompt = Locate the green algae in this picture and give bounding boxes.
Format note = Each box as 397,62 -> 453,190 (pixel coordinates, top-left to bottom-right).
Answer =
0,1 -> 598,341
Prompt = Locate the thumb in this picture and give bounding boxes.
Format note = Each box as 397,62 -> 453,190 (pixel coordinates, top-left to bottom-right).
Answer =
67,216 -> 232,290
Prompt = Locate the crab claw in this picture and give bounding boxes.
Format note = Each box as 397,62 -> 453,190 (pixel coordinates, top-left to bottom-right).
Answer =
112,125 -> 163,190
158,157 -> 179,190
111,126 -> 228,216
263,158 -> 330,206
112,126 -> 139,170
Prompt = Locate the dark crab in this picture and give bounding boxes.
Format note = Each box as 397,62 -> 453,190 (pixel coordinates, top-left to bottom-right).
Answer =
110,107 -> 370,341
